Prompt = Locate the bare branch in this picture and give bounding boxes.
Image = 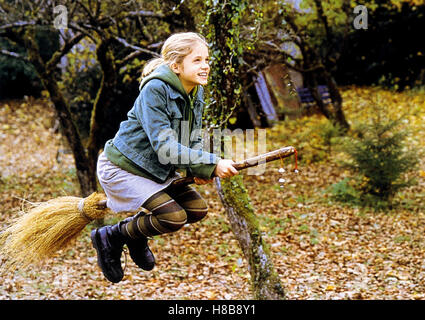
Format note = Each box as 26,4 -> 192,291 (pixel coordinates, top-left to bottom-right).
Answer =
46,32 -> 86,71
126,10 -> 166,19
113,36 -> 161,58
69,20 -> 103,35
0,49 -> 29,62
75,0 -> 95,21
117,39 -> 165,66
87,0 -> 95,15
0,1 -> 12,15
116,50 -> 148,67
69,1 -> 79,18
94,0 -> 101,18
0,21 -> 37,31
147,41 -> 164,50
0,4 -> 8,15
68,22 -> 97,42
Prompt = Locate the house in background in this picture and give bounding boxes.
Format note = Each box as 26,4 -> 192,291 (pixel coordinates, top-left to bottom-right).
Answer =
238,63 -> 331,129
238,63 -> 303,129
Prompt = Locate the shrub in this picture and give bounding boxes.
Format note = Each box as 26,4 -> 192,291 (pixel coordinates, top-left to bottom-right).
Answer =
328,178 -> 360,206
330,114 -> 419,210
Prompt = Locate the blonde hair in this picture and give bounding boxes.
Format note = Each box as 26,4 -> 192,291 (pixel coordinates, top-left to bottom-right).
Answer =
141,32 -> 208,78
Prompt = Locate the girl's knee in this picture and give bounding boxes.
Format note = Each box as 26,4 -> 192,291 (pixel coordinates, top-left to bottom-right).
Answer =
156,209 -> 187,232
186,199 -> 208,223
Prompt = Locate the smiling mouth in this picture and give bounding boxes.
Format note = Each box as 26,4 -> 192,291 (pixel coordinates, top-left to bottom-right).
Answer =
198,72 -> 208,77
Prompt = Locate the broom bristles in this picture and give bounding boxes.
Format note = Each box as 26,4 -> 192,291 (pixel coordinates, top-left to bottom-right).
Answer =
0,192 -> 108,272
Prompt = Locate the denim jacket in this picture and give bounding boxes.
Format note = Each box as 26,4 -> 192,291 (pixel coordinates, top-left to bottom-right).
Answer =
110,64 -> 219,183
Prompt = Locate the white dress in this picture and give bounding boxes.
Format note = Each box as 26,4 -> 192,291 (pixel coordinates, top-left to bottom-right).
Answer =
96,152 -> 181,213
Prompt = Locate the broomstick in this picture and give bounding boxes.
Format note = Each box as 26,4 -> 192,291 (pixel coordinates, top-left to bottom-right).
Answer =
0,146 -> 296,272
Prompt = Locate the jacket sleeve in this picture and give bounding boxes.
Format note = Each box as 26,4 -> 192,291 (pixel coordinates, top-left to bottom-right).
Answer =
135,81 -> 220,175
188,114 -> 219,179
187,143 -> 218,179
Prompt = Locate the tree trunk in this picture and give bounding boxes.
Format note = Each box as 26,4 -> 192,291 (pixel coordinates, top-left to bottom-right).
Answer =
215,175 -> 285,299
86,36 -> 118,178
205,0 -> 286,299
24,28 -> 97,196
40,74 -> 97,196
283,10 -> 350,133
302,46 -> 350,132
322,69 -> 350,132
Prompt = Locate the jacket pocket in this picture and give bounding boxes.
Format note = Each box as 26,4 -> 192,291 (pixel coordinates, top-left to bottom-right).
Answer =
168,100 -> 183,119
168,100 -> 183,136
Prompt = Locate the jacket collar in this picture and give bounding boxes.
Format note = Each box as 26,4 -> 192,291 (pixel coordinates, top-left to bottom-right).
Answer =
168,86 -> 185,100
169,84 -> 205,105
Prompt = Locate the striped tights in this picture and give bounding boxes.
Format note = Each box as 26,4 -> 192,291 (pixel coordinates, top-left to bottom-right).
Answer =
120,184 -> 208,239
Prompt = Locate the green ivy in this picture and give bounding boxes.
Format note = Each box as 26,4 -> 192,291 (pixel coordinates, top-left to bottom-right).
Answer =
201,0 -> 262,133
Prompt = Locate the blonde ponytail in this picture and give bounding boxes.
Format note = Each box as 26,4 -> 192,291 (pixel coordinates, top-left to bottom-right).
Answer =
141,58 -> 165,78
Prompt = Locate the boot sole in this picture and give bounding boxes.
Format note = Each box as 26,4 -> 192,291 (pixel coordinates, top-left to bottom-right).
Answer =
90,229 -> 123,283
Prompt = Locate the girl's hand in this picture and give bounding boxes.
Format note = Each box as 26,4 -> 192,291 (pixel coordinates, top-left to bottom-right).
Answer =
214,159 -> 239,178
194,177 -> 214,185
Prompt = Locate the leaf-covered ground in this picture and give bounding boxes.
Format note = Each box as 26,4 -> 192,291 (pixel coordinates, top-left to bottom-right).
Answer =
0,87 -> 424,300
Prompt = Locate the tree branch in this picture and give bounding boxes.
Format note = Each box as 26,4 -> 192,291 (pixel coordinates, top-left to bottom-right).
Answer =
0,49 -> 29,62
313,0 -> 332,47
0,1 -> 12,15
75,0 -> 95,22
126,10 -> 166,19
0,21 -> 36,31
113,36 -> 161,68
113,37 -> 158,56
116,50 -> 148,66
46,32 -> 86,72
68,22 -> 97,42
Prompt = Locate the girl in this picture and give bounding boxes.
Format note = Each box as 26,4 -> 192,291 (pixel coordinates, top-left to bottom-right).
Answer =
91,32 -> 239,283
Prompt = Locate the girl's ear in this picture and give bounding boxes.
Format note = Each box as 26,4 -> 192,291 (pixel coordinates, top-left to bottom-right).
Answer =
170,62 -> 180,75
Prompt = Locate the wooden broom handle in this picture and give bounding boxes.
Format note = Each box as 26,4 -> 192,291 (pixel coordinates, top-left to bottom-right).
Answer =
170,146 -> 296,188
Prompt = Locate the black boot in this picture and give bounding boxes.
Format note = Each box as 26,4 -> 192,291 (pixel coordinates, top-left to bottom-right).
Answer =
121,213 -> 155,271
126,236 -> 155,271
90,222 -> 126,283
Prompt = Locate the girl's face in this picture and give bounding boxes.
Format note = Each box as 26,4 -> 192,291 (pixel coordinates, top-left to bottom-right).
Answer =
172,42 -> 210,94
